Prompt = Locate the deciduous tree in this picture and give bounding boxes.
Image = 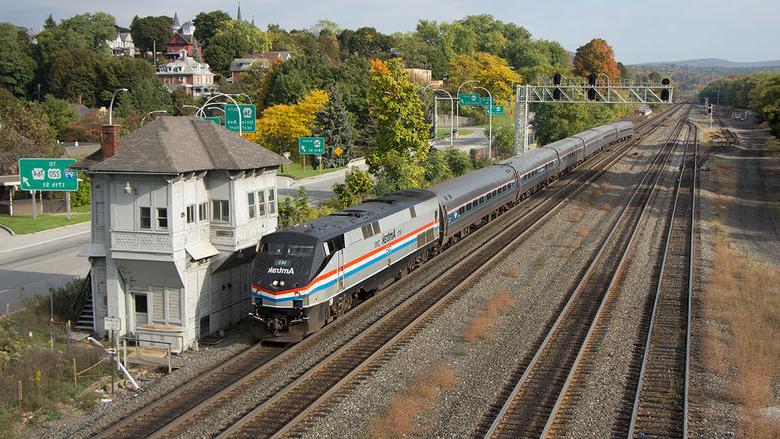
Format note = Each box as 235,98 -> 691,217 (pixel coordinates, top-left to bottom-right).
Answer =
447,52 -> 521,102
130,15 -> 173,53
365,58 -> 429,191
573,38 -> 621,81
41,94 -> 77,137
255,90 -> 329,158
193,10 -> 231,47
204,21 -> 270,74
0,23 -> 37,97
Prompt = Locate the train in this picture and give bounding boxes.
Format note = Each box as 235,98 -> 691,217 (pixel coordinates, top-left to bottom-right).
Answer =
249,121 -> 634,342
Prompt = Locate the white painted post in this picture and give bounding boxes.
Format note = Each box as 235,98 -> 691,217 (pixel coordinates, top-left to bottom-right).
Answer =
30,190 -> 36,220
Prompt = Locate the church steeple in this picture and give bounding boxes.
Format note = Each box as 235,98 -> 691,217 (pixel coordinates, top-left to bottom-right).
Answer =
237,1 -> 242,21
172,12 -> 181,32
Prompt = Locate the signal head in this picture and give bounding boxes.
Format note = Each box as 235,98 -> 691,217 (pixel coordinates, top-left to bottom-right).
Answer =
553,73 -> 561,85
588,73 -> 597,86
661,77 -> 670,85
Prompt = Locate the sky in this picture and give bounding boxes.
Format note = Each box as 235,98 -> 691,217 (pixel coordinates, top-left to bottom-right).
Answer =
4,0 -> 779,64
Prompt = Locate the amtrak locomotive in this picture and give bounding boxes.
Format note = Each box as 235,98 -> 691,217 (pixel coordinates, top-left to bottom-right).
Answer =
249,121 -> 634,342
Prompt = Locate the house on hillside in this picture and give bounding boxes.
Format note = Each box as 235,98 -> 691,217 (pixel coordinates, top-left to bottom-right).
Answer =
156,56 -> 216,97
72,117 -> 289,352
165,12 -> 201,61
107,32 -> 137,57
229,51 -> 292,83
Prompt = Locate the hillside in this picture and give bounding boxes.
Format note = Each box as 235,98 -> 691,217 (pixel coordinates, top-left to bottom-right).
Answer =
634,58 -> 780,68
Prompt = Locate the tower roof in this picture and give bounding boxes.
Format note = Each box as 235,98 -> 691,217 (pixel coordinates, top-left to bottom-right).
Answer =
172,12 -> 181,29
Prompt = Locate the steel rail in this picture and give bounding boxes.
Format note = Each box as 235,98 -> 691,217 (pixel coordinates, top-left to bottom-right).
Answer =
483,107 -> 690,438
626,121 -> 697,438
214,111 -> 680,439
94,106 -> 679,439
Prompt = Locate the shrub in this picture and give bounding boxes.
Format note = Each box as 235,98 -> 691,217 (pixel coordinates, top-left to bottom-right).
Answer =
24,277 -> 86,323
444,148 -> 472,177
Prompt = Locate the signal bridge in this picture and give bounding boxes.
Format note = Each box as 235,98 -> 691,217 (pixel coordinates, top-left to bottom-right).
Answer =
514,75 -> 674,154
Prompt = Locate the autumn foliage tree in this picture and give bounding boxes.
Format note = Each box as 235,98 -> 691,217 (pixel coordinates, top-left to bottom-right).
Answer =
255,90 -> 329,159
573,38 -> 620,81
447,52 -> 522,101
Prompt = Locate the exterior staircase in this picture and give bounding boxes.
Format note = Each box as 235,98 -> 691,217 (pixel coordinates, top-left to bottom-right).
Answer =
72,272 -> 95,333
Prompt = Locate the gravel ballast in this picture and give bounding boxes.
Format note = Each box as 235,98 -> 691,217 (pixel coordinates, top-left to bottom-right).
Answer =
296,126 -> 670,439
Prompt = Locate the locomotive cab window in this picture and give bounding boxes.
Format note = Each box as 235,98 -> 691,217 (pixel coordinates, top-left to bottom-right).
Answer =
324,235 -> 345,255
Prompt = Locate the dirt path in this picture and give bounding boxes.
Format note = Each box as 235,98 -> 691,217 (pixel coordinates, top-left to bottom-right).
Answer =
691,107 -> 780,438
710,117 -> 780,267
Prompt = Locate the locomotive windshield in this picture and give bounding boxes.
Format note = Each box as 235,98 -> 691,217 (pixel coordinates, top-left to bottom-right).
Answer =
254,232 -> 324,289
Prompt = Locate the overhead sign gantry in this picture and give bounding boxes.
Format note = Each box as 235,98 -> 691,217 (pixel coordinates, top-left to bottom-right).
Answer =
514,75 -> 674,154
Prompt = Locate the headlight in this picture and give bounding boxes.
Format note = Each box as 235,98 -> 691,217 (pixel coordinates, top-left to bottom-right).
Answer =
294,291 -> 301,298
280,280 -> 286,287
271,280 -> 279,287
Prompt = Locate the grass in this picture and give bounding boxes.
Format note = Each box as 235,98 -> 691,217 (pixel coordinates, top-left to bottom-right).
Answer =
435,128 -> 475,139
277,161 -> 345,180
0,213 -> 90,235
1,301 -> 114,437
463,290 -> 513,343
369,362 -> 457,438
702,226 -> 780,438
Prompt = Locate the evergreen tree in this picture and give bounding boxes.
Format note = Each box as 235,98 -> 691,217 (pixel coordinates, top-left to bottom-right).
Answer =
312,92 -> 354,167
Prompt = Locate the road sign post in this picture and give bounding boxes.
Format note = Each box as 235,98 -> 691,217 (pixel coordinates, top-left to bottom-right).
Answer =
225,104 -> 256,133
18,158 -> 78,192
18,158 -> 78,220
298,137 -> 325,172
298,137 -> 325,155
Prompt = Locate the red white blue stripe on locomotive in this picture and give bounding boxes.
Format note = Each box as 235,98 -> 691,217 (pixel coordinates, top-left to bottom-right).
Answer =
252,220 -> 439,304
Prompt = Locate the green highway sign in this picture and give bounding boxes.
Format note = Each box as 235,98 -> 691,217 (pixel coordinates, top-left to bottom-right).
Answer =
479,96 -> 493,106
486,105 -> 505,116
298,137 -> 325,155
459,93 -> 481,106
203,116 -> 221,125
18,158 -> 78,191
225,104 -> 256,132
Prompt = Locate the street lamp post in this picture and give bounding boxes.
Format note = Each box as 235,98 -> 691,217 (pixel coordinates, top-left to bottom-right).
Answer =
475,86 -> 493,159
141,110 -> 168,125
456,80 -> 479,135
198,93 -> 243,135
433,88 -> 454,148
108,88 -> 128,125
227,93 -> 253,104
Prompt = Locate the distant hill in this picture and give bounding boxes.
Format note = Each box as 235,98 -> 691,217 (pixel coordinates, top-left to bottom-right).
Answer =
634,58 -> 780,68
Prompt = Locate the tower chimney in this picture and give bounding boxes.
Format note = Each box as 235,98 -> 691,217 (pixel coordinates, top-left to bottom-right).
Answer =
100,125 -> 121,159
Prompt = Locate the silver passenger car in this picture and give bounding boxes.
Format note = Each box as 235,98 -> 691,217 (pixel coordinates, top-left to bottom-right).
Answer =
430,164 -> 516,242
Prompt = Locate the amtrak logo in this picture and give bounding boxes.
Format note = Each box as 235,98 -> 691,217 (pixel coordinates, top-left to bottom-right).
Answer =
268,266 -> 294,274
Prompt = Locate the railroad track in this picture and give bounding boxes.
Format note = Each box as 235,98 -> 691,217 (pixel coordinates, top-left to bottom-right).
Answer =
209,109 -> 684,439
536,118 -> 697,438
94,344 -> 287,438
93,106 -> 679,439
480,106 -> 690,439
626,121 -> 697,439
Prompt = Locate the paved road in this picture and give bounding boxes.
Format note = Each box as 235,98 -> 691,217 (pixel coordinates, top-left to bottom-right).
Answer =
0,162 -> 374,311
278,158 -> 370,204
431,127 -> 489,154
0,222 -> 91,311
